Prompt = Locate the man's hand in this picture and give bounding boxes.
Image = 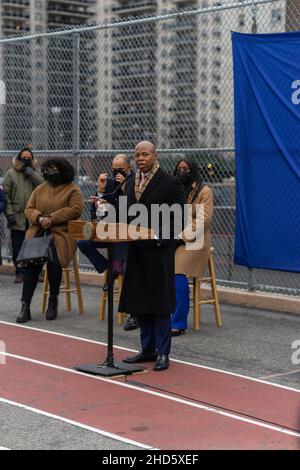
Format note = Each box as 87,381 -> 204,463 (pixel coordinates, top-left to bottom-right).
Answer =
88,195 -> 99,205
98,173 -> 108,192
115,172 -> 126,184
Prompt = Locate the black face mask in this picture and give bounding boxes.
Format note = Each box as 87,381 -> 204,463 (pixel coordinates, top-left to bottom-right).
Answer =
46,174 -> 62,185
112,168 -> 127,178
176,170 -> 191,185
21,158 -> 32,168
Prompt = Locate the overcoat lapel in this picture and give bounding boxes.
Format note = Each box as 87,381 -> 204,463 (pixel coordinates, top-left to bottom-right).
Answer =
138,170 -> 163,204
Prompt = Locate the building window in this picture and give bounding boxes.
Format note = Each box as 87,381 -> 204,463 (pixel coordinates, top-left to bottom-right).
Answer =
239,14 -> 245,28
271,9 -> 282,23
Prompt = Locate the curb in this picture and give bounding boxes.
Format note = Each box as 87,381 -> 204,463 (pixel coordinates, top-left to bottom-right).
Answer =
1,262 -> 299,316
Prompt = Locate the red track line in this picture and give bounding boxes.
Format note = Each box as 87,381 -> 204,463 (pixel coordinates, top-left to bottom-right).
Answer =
1,355 -> 300,450
1,323 -> 300,433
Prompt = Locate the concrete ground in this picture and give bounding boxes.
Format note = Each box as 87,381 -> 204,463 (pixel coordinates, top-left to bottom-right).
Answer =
0,272 -> 300,450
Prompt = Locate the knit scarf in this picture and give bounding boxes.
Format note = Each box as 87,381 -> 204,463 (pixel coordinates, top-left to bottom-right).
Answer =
134,160 -> 159,202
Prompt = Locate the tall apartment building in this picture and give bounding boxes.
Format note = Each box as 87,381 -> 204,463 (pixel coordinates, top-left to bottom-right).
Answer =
0,0 -> 290,153
96,0 -> 157,150
96,0 -> 288,152
0,0 -> 95,150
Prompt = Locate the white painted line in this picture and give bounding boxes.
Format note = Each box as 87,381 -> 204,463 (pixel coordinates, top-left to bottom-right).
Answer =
1,319 -> 300,394
259,369 -> 300,380
172,357 -> 300,394
1,350 -> 300,440
0,446 -> 10,450
0,320 -> 136,351
0,397 -> 153,450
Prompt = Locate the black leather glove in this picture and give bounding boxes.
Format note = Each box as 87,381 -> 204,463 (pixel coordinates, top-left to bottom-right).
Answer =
23,166 -> 34,177
7,214 -> 17,227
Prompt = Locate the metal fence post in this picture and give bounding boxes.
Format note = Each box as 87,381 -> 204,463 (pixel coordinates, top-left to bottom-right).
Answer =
73,33 -> 80,182
248,268 -> 255,292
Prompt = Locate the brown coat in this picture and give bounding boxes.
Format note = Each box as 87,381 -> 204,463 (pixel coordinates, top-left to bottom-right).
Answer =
175,184 -> 213,278
25,182 -> 84,268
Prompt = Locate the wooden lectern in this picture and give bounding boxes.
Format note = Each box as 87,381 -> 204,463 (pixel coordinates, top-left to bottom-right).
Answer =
68,220 -> 154,377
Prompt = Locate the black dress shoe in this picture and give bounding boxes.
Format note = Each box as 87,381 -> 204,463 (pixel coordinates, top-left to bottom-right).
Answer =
171,329 -> 185,337
123,314 -> 139,331
16,302 -> 31,323
153,355 -> 169,371
123,352 -> 157,364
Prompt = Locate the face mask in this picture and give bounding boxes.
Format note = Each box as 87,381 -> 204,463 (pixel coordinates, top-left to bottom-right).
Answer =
176,170 -> 191,185
21,158 -> 32,167
46,174 -> 61,185
112,168 -> 127,178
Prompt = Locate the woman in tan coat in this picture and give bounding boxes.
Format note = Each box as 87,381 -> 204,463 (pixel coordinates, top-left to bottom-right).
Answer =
16,158 -> 84,323
172,159 -> 213,336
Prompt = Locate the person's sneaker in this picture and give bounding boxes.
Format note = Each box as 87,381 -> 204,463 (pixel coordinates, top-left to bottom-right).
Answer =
14,274 -> 24,284
123,314 -> 139,331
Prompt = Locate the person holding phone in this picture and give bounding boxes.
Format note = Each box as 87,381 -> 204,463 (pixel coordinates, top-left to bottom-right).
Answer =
77,154 -> 138,330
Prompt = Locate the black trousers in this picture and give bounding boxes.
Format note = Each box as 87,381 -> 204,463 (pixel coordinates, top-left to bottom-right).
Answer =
139,314 -> 171,356
21,246 -> 62,303
11,230 -> 26,275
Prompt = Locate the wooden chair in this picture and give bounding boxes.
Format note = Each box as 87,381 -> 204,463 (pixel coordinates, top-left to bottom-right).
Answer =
41,254 -> 84,315
192,248 -> 222,330
99,272 -> 126,324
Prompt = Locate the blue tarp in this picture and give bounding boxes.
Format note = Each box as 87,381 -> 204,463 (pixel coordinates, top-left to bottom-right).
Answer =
232,31 -> 300,272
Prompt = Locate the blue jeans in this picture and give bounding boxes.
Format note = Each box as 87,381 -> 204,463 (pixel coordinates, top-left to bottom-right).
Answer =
171,274 -> 190,330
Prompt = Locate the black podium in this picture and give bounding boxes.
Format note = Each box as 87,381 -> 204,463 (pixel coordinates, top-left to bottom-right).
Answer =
68,221 -> 153,377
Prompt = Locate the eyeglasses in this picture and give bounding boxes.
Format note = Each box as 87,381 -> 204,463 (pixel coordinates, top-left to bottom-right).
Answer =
43,167 -> 59,175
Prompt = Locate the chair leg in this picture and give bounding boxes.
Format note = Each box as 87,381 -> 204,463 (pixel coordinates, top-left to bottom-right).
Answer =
209,254 -> 222,327
73,255 -> 84,315
193,277 -> 201,330
64,267 -> 72,311
41,267 -> 49,314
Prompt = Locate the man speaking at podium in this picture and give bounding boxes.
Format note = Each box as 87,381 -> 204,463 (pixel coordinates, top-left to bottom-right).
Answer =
120,141 -> 185,371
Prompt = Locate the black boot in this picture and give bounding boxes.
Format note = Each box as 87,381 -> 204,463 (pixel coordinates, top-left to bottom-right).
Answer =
46,295 -> 58,321
16,301 -> 31,323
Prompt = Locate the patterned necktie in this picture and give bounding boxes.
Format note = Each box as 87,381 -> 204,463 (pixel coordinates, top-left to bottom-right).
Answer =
139,172 -> 147,191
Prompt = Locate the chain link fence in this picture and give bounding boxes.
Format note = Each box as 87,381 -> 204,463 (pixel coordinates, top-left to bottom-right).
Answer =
0,0 -> 299,295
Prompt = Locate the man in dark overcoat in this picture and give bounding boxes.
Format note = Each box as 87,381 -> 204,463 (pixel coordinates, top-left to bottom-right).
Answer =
119,141 -> 185,371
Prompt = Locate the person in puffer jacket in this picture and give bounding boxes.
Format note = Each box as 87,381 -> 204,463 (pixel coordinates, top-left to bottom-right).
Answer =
3,147 -> 43,283
0,185 -> 6,272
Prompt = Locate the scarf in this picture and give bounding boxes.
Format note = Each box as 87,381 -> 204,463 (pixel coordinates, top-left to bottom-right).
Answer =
134,160 -> 159,202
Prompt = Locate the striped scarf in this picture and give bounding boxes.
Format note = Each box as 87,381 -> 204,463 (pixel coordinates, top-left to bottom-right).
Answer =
134,160 -> 159,202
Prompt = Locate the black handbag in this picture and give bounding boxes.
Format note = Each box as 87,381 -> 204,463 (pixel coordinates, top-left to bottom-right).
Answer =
16,231 -> 55,268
